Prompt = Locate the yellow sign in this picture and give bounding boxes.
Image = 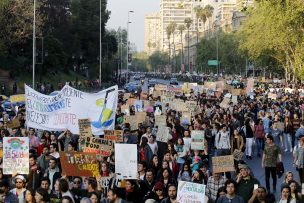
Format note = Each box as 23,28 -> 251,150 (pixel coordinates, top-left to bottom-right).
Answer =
10,94 -> 25,103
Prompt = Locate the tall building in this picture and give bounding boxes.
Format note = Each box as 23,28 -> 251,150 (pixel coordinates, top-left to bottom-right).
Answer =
144,13 -> 161,55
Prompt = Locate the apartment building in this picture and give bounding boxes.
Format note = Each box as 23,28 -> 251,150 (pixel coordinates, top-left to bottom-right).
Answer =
144,13 -> 161,55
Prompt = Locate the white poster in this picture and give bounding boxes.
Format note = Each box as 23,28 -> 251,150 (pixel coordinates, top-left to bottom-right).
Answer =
115,144 -> 137,179
177,181 -> 206,203
3,137 -> 29,174
157,126 -> 169,143
25,85 -> 118,135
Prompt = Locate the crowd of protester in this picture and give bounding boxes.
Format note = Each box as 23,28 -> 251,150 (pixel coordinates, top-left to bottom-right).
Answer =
0,77 -> 304,203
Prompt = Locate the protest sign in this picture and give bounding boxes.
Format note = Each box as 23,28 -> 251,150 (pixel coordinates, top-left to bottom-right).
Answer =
185,101 -> 197,112
78,119 -> 92,137
212,155 -> 235,173
205,82 -> 216,90
121,104 -> 130,116
3,137 -> 29,174
115,144 -> 137,179
60,152 -> 100,177
177,181 -> 206,203
10,94 -> 25,103
268,93 -> 277,100
181,112 -> 191,125
191,130 -> 205,150
134,100 -> 143,112
231,89 -> 241,96
104,130 -> 123,142
127,98 -> 136,105
246,78 -> 255,95
155,115 -> 166,126
25,85 -> 118,135
7,118 -> 21,129
232,96 -> 238,104
79,136 -> 114,156
220,97 -> 230,109
156,126 -> 169,142
123,116 -> 137,130
174,101 -> 188,112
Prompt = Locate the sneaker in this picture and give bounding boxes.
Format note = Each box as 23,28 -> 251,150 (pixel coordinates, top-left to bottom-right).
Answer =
284,149 -> 288,152
290,149 -> 293,153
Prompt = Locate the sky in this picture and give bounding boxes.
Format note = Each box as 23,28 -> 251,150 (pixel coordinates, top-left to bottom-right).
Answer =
106,0 -> 159,51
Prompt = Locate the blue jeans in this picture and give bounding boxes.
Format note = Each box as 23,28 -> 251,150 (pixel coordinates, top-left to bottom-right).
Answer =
284,133 -> 292,151
256,138 -> 264,155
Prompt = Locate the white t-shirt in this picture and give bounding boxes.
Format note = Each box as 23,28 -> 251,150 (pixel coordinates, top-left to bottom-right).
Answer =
148,142 -> 158,154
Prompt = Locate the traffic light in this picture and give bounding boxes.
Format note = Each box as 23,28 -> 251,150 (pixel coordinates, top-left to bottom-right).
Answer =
128,53 -> 132,63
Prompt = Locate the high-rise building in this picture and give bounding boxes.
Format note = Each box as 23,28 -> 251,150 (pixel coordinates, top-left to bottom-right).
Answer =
144,13 -> 161,55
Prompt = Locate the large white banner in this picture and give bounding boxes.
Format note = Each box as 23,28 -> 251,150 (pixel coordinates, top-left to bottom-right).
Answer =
115,144 -> 137,179
3,137 -> 29,174
25,85 -> 118,135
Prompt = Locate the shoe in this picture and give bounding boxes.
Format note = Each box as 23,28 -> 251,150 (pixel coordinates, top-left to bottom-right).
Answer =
284,149 -> 288,152
290,149 -> 293,153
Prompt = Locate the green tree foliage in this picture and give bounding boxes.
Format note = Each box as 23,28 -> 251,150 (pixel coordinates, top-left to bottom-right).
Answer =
148,51 -> 169,72
238,0 -> 304,80
0,0 -> 118,81
196,31 -> 245,74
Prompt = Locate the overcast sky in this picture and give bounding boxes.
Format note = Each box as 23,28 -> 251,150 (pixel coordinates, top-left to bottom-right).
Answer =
106,0 -> 159,51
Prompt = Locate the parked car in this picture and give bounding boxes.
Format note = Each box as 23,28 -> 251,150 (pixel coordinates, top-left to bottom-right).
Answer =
169,78 -> 178,85
124,82 -> 142,93
148,79 -> 158,89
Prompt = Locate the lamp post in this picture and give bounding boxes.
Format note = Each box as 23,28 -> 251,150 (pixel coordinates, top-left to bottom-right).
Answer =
126,11 -> 134,74
33,0 -> 36,89
99,0 -> 102,87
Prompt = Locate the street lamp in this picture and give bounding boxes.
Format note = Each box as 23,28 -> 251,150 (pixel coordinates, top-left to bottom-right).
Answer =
33,0 -> 36,89
126,10 -> 134,75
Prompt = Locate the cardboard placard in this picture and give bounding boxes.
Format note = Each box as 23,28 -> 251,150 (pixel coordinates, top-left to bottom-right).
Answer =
156,126 -> 169,143
7,119 -> 21,129
212,155 -> 235,173
79,136 -> 114,156
78,119 -> 92,137
121,104 -> 130,116
232,96 -> 238,104
220,98 -> 230,109
177,181 -> 206,203
104,130 -> 123,143
3,137 -> 29,174
191,130 -> 205,150
134,100 -> 143,112
60,152 -> 100,177
231,89 -> 241,96
181,112 -> 191,125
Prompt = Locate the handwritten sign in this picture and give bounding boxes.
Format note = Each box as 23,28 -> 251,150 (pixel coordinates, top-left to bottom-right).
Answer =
10,94 -> 25,103
78,119 -> 92,137
186,101 -> 197,112
3,137 -> 29,174
134,100 -> 143,112
156,126 -> 169,142
177,181 -> 206,203
60,152 -> 99,177
231,89 -> 241,96
220,97 -> 230,109
212,155 -> 235,173
104,130 -> 123,143
115,144 -> 137,179
191,130 -> 205,150
79,136 -> 114,156
155,115 -> 166,127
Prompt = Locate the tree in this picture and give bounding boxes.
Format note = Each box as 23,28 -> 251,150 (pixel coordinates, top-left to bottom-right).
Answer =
204,5 -> 214,37
166,22 -> 177,71
177,24 -> 185,68
148,51 -> 169,72
184,17 -> 192,72
238,0 -> 304,81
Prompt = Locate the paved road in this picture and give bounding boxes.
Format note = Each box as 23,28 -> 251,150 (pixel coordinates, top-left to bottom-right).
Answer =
130,77 -> 297,196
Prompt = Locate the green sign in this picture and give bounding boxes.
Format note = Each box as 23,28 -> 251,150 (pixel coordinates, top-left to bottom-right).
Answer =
208,60 -> 218,66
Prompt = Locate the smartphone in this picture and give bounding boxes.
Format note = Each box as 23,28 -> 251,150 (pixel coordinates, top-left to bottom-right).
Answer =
254,184 -> 259,190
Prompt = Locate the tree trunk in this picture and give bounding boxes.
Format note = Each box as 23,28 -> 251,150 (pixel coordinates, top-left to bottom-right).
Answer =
188,29 -> 190,73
